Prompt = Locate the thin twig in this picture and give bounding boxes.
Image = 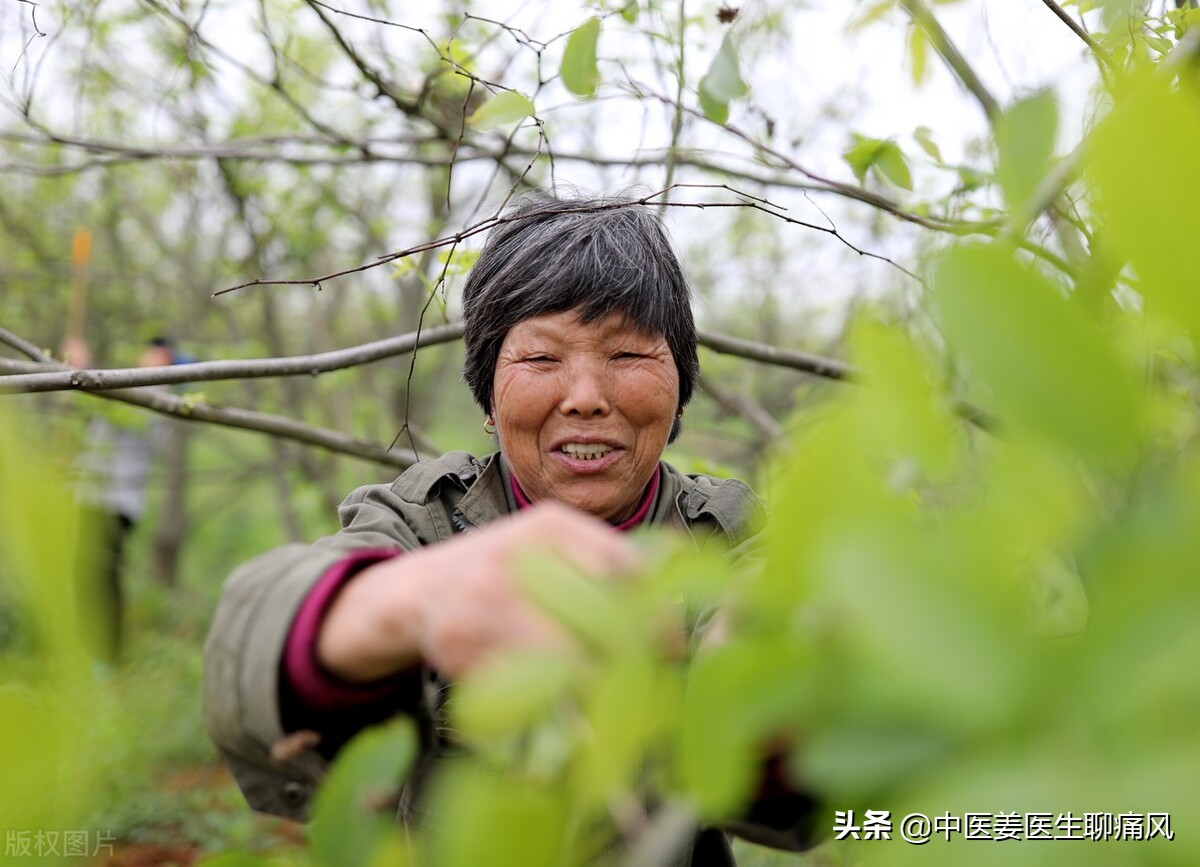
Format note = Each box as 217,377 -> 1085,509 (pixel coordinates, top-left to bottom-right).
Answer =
898,0 -> 1000,121
660,0 -> 688,207
213,184 -> 923,297
1039,0 -> 1118,73
0,130 -> 1004,238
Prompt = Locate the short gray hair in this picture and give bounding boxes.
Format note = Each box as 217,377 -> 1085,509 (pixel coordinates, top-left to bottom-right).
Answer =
462,191 -> 700,441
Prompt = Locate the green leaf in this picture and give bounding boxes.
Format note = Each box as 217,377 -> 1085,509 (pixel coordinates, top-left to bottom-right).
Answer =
994,89 -> 1058,214
847,317 -> 954,477
874,141 -> 913,190
620,0 -> 639,23
467,90 -> 535,130
1089,74 -> 1200,339
956,165 -> 988,192
424,760 -> 568,867
913,125 -> 942,162
843,133 -> 884,183
848,0 -> 894,32
906,22 -> 928,85
699,33 -> 749,105
698,86 -> 729,124
679,639 -> 811,816
310,720 -> 417,867
934,243 -> 1143,462
517,553 -> 637,657
454,651 -> 576,739
560,17 -> 601,97
576,656 -> 679,804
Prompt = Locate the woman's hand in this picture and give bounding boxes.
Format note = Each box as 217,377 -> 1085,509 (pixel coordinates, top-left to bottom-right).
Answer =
317,502 -> 642,682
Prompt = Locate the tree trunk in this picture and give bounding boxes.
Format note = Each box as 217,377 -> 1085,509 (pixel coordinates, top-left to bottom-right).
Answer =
151,419 -> 190,586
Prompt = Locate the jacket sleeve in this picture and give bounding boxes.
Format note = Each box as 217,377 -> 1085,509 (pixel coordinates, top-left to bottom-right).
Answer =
202,482 -> 433,820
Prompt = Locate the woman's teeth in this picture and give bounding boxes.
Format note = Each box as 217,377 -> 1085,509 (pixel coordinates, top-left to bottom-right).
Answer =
560,443 -> 614,460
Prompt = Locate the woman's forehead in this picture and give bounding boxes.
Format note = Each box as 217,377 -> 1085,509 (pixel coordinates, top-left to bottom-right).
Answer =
505,309 -> 665,343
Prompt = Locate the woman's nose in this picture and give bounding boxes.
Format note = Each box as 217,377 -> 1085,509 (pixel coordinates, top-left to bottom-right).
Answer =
558,364 -> 611,417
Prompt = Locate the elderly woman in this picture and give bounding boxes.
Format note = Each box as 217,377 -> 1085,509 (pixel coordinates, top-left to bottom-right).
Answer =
204,193 -> 815,864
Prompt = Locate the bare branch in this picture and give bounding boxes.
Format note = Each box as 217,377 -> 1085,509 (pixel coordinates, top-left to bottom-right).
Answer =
0,359 -> 420,473
698,372 -> 784,445
0,129 -> 1003,242
0,323 -> 465,394
698,329 -> 854,380
0,324 -> 46,361
1039,0 -> 1118,73
213,185 -> 923,297
898,0 -> 1000,121
635,85 -> 1000,237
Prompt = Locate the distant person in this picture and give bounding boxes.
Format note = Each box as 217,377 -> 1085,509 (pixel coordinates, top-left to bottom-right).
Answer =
66,336 -> 176,665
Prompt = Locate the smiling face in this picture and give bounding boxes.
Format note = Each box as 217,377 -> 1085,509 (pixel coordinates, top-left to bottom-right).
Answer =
492,309 -> 680,523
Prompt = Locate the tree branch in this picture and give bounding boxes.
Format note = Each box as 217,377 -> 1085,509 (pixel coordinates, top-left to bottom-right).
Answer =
1039,0 -> 1118,73
697,329 -> 854,380
898,0 -> 1000,121
213,185 -> 923,297
698,372 -> 784,445
0,328 -> 420,470
0,322 -> 466,394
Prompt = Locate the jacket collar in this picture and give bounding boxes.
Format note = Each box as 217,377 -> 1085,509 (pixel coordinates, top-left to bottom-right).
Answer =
454,452 -> 516,529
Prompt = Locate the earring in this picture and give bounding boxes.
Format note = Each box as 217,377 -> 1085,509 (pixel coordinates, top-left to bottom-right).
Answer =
483,416 -> 497,434
676,407 -> 685,418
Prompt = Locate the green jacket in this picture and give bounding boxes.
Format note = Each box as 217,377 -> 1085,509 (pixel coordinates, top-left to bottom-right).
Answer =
203,451 -> 812,861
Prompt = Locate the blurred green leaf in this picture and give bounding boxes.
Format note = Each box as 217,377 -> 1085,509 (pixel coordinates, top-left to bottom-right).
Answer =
517,553 -> 638,657
934,243 -> 1143,462
849,0 -> 895,32
1089,74 -> 1200,339
843,133 -> 883,183
679,639 -> 810,817
995,89 -> 1058,214
560,17 -> 601,97
698,87 -> 730,125
467,90 -> 535,130
698,32 -> 749,124
913,125 -> 942,162
699,33 -> 749,102
575,655 -> 679,805
847,317 -> 955,477
906,22 -> 929,85
423,759 -> 569,867
875,141 -> 914,190
454,650 -> 576,740
310,720 -> 416,867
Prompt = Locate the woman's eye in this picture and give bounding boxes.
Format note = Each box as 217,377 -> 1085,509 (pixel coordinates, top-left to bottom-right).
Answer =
615,352 -> 645,360
524,355 -> 556,363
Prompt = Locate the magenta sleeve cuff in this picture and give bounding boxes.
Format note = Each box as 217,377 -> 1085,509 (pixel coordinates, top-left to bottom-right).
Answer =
282,549 -> 409,713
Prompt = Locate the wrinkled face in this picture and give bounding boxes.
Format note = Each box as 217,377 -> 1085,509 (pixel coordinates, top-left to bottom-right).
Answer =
492,309 -> 680,523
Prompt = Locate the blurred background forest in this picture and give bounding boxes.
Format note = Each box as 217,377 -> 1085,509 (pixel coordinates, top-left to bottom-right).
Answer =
2,0 -> 1199,864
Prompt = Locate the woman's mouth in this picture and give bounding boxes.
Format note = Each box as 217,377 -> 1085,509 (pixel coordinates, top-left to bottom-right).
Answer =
559,442 -> 615,461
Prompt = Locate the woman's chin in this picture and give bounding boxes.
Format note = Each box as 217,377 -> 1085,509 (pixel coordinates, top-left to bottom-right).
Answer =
549,485 -> 635,522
